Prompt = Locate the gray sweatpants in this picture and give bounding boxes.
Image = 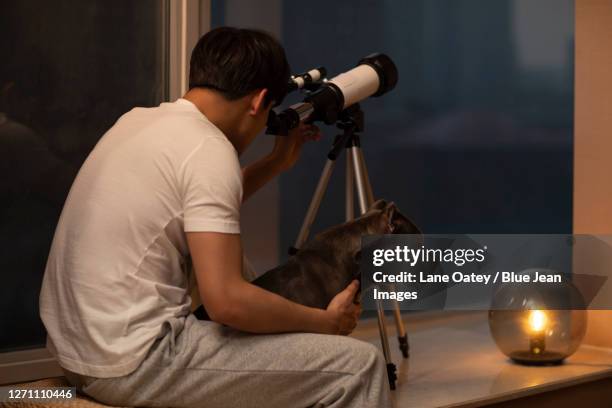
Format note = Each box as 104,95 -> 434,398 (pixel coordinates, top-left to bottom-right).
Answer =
63,314 -> 391,408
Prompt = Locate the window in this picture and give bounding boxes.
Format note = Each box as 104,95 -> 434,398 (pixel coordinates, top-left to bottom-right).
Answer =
0,0 -> 168,353
212,0 -> 574,263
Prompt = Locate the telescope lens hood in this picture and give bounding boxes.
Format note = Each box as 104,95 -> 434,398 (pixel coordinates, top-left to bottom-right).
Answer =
358,53 -> 398,96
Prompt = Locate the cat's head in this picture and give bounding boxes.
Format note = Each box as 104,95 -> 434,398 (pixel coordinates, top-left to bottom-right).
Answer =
360,199 -> 422,235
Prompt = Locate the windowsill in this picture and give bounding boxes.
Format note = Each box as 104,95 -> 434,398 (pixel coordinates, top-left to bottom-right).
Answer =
353,311 -> 612,407
4,312 -> 612,406
0,347 -> 62,385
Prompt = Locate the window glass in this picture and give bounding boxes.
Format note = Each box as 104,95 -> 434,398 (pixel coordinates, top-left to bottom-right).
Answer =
0,0 -> 167,352
218,0 -> 574,258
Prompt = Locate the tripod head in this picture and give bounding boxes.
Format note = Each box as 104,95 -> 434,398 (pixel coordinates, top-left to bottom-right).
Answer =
336,104 -> 364,133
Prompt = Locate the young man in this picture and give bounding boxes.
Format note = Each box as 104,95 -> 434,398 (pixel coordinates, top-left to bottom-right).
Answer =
39,27 -> 391,407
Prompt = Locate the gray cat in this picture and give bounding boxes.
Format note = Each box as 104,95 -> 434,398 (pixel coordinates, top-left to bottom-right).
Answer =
194,199 -> 420,319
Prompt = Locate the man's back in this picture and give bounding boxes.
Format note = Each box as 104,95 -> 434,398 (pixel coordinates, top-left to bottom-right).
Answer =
39,98 -> 243,378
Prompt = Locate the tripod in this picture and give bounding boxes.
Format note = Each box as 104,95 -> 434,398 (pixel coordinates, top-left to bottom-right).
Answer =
288,104 -> 408,390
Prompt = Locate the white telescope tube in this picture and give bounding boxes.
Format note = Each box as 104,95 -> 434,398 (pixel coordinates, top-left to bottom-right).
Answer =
267,53 -> 397,134
328,64 -> 380,108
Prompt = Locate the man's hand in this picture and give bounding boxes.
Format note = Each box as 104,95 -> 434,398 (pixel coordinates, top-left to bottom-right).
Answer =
241,121 -> 321,202
326,280 -> 362,335
270,121 -> 321,172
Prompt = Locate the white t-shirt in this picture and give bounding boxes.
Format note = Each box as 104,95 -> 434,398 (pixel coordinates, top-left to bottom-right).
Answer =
39,98 -> 243,378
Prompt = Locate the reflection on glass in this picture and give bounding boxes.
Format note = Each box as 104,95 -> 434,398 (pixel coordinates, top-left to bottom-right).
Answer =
210,0 -> 574,255
0,0 -> 166,352
275,0 -> 574,258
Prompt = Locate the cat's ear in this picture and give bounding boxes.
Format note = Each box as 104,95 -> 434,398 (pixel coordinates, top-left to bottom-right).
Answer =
387,204 -> 422,235
382,201 -> 397,233
369,199 -> 387,212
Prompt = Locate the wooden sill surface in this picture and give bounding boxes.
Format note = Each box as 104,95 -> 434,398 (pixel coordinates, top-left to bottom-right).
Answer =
351,311 -> 612,407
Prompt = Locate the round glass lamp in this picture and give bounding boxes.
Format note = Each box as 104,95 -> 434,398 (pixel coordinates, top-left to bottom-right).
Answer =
488,268 -> 587,365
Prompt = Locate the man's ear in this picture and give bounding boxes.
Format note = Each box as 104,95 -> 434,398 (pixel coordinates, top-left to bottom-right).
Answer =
249,88 -> 269,116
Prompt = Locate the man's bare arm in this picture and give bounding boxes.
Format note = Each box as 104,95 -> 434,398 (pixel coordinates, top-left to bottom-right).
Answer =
187,231 -> 359,335
242,122 -> 320,202
241,153 -> 284,202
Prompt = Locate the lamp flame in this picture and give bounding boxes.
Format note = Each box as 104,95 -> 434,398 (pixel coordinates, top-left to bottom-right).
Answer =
529,310 -> 547,333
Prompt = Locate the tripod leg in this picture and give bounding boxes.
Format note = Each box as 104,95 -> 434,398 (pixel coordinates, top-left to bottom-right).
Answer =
376,298 -> 397,390
345,153 -> 355,221
291,160 -> 336,252
355,147 -> 375,206
350,146 -> 396,389
350,147 -> 370,213
392,300 -> 409,358
352,145 -> 410,359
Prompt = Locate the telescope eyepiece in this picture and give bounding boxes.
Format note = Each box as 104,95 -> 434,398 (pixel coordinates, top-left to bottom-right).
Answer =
288,66 -> 327,92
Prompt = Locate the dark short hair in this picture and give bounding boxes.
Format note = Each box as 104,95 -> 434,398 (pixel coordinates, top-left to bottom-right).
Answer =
189,27 -> 290,107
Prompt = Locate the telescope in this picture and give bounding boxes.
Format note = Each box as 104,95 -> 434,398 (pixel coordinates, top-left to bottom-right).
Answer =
278,52 -> 405,390
267,53 -> 398,135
